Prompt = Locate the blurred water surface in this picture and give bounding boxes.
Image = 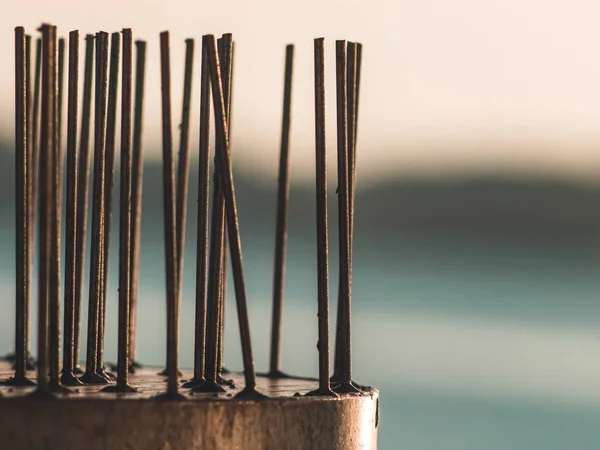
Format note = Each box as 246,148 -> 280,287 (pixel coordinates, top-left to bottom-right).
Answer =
1,152 -> 600,449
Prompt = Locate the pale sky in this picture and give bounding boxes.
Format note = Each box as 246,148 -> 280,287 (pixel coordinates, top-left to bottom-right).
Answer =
3,0 -> 600,182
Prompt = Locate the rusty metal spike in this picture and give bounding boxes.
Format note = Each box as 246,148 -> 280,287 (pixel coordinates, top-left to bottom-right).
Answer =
96,31 -> 121,383
102,28 -> 137,393
204,34 -> 263,398
157,31 -> 184,399
267,44 -> 294,379
33,23 -> 56,396
306,38 -> 336,397
216,36 -> 234,383
72,34 -> 95,376
196,34 -> 232,393
185,35 -> 211,389
81,31 -> 110,385
61,30 -> 83,386
332,40 -> 360,394
10,27 -> 35,387
128,39 -> 147,372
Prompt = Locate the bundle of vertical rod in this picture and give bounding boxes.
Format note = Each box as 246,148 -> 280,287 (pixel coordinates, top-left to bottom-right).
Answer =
1,23 -> 378,450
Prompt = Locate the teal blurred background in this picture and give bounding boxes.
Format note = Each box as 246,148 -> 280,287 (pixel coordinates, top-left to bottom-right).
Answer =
1,143 -> 600,449
4,2 -> 600,446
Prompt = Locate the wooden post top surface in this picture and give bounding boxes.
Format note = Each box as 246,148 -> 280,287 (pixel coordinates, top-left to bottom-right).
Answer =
0,362 -> 379,450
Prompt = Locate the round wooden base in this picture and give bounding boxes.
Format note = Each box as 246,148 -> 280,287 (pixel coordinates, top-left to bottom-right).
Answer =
0,364 -> 379,449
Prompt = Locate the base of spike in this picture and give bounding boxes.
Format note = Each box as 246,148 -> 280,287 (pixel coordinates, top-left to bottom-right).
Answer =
0,362 -> 378,449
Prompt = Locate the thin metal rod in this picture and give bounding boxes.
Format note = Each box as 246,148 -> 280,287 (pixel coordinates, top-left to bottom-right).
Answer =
352,43 -> 362,187
268,44 -> 294,377
61,30 -> 82,386
29,40 -> 42,340
58,38 -> 65,148
334,43 -> 357,379
57,38 -> 65,215
35,23 -> 55,395
347,43 -> 357,241
50,45 -> 65,376
205,34 -> 260,395
119,28 -> 134,388
82,32 -> 109,384
23,33 -> 34,373
159,31 -> 181,397
333,40 -> 357,393
48,25 -> 63,392
161,37 -> 194,377
129,40 -> 146,368
216,36 -> 234,380
13,26 -> 32,385
333,42 -> 362,385
74,35 -> 95,374
96,31 -> 121,378
312,37 -> 334,395
190,36 -> 211,384
175,38 -> 194,298
348,43 -> 362,282
103,29 -> 136,392
346,44 -> 358,379
201,35 -> 231,391
52,45 -> 65,373
202,163 -> 225,390
51,38 -> 65,387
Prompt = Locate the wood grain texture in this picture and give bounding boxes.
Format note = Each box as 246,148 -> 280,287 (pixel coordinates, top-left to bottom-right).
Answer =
0,364 -> 379,449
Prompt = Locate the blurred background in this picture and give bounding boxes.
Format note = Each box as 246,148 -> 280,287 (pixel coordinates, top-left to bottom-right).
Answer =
3,1 -> 600,449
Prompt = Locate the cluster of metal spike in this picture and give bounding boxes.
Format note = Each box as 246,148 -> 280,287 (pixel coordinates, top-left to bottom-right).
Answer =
9,24 -> 363,399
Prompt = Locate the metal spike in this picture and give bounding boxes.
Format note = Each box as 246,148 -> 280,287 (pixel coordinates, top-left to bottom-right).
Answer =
157,31 -> 184,399
352,43 -> 362,188
73,34 -> 95,376
334,43 -> 358,381
185,36 -> 211,389
159,37 -> 194,379
4,35 -> 43,376
306,38 -> 336,397
28,42 -> 42,366
347,42 -> 357,243
331,42 -> 362,382
61,30 -> 83,386
33,23 -> 56,396
48,24 -> 60,391
204,33 -> 263,398
102,28 -> 137,393
196,35 -> 231,393
128,40 -> 146,372
22,32 -> 35,375
332,40 -> 360,394
48,27 -> 68,393
81,31 -> 110,385
267,44 -> 294,379
216,36 -> 234,384
10,26 -> 35,387
96,31 -> 121,382
58,38 -> 65,145
175,38 -> 194,299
